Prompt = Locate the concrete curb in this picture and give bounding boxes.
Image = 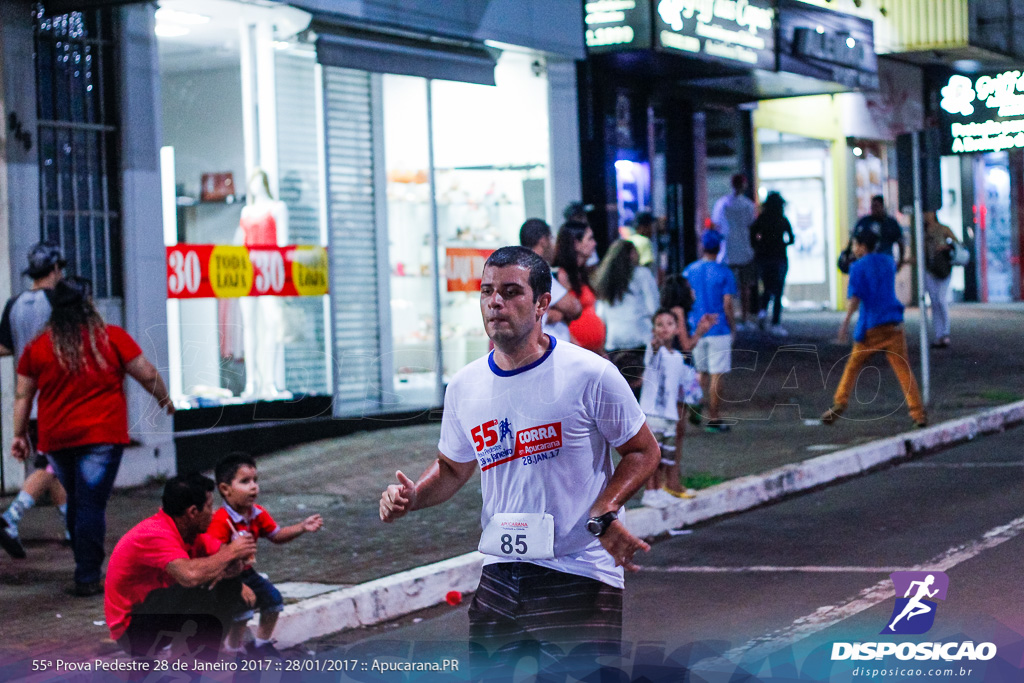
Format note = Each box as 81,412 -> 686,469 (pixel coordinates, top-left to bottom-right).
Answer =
272,400 -> 1024,648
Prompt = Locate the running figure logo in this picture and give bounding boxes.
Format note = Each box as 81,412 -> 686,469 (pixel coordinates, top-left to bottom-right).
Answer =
882,571 -> 949,635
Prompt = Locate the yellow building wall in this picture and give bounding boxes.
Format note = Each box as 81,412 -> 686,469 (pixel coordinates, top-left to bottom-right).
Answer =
753,95 -> 850,309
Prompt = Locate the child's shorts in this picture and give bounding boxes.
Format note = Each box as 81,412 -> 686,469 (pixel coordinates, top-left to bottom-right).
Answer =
235,567 -> 284,622
693,334 -> 732,374
647,416 -> 679,466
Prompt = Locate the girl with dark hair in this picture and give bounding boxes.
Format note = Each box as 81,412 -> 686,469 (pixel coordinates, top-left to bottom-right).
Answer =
553,221 -> 605,354
11,279 -> 174,596
594,239 -> 659,393
750,191 -> 794,335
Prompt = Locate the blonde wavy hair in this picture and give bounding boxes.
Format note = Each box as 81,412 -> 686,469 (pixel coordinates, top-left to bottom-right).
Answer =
49,281 -> 111,374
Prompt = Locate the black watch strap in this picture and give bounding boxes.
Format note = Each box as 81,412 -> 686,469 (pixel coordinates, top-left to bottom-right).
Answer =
586,511 -> 618,537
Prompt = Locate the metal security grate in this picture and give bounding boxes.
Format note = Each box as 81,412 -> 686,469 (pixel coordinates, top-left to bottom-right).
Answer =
322,66 -> 383,410
34,4 -> 121,298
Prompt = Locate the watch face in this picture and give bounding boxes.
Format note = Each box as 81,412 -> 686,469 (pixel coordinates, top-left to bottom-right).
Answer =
586,518 -> 603,535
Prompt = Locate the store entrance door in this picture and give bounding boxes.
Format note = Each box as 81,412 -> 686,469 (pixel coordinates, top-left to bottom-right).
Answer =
757,131 -> 833,309
977,152 -> 1020,302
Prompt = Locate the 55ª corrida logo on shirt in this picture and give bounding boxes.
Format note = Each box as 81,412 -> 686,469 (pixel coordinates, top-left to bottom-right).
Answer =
471,418 -> 563,471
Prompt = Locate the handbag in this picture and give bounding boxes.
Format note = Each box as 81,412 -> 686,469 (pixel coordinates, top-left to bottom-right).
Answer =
837,240 -> 854,275
949,240 -> 970,267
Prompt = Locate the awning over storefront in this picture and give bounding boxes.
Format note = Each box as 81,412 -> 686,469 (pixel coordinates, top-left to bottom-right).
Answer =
43,0 -> 140,11
313,23 -> 497,86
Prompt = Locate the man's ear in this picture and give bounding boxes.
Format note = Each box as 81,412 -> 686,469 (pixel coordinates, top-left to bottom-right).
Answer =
537,291 -> 552,317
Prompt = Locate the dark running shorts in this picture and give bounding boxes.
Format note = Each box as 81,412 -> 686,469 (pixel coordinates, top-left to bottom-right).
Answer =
468,562 -> 622,648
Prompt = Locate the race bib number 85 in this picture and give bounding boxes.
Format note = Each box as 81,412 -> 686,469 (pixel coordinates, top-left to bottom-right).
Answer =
479,512 -> 555,560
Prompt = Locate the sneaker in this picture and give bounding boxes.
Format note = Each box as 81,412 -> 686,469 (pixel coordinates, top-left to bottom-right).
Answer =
914,417 -> 929,429
704,419 -> 732,433
641,489 -> 671,508
0,517 -> 26,559
246,641 -> 283,659
71,581 -> 103,597
757,311 -> 768,330
687,404 -> 703,426
820,405 -> 845,425
664,487 -> 696,499
737,320 -> 757,332
769,324 -> 789,337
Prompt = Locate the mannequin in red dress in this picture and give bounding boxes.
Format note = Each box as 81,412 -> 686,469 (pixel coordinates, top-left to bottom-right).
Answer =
236,168 -> 289,399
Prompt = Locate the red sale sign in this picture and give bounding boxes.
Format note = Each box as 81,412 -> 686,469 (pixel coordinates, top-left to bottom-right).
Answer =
166,245 -> 329,299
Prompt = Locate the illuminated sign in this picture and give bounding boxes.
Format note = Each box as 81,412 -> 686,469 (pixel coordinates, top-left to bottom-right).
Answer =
654,0 -> 775,69
777,0 -> 877,90
584,0 -> 652,51
166,244 -> 329,299
939,70 -> 1024,154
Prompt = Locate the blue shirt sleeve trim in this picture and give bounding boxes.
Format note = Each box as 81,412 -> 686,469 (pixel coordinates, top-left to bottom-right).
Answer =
487,334 -> 557,377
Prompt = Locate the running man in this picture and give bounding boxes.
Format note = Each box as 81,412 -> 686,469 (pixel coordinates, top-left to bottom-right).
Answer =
379,246 -> 660,662
889,574 -> 939,631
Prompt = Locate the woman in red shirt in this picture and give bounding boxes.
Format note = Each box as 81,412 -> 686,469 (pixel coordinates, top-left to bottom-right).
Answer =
553,220 -> 606,354
12,279 -> 174,596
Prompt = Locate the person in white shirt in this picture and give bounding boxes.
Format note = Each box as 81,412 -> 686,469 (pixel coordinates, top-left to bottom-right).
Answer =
379,246 -> 659,665
593,239 -> 659,395
519,218 -> 581,340
638,308 -> 714,507
712,174 -> 758,329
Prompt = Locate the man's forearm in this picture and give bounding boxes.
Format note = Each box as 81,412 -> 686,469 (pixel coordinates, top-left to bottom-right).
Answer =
409,457 -> 474,512
591,451 -> 658,517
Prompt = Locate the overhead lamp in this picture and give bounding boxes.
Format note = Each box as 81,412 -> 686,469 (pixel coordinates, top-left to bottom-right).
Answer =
853,146 -> 863,157
155,8 -> 210,25
155,24 -> 189,37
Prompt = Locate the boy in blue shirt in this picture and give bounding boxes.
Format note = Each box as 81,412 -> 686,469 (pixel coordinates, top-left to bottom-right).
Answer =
821,230 -> 927,427
683,230 -> 736,432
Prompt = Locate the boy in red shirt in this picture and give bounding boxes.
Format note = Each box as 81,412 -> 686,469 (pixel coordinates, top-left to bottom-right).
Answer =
208,453 -> 323,658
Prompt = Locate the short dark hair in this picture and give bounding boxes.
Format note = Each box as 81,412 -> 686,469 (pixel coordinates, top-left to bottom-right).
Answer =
731,174 -> 747,192
162,473 -> 215,517
871,194 -> 885,204
519,219 -> 552,250
652,307 -> 677,324
853,229 -> 879,251
633,211 -> 654,229
215,452 -> 257,489
483,246 -> 551,302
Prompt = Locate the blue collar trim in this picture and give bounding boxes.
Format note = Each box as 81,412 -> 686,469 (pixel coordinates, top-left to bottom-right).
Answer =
488,335 -> 556,377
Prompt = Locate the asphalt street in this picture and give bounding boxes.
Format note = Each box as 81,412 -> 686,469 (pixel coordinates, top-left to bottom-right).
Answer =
316,425 -> 1024,683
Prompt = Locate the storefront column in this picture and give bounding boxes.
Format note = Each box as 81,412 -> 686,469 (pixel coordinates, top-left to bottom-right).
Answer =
117,3 -> 175,485
547,58 -> 582,225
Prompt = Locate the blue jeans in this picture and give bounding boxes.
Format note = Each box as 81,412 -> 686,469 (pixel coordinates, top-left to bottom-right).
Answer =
48,444 -> 124,585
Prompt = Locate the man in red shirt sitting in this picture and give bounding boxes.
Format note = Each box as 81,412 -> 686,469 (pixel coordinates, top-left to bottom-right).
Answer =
105,474 -> 257,660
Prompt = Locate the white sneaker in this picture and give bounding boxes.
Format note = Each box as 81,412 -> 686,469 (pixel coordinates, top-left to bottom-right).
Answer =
641,489 -> 671,508
769,325 -> 789,337
738,320 -> 756,332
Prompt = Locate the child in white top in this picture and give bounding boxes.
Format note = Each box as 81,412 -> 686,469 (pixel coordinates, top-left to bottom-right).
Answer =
638,308 -> 714,507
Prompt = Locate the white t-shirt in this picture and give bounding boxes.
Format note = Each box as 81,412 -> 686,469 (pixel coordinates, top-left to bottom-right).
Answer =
639,345 -> 700,420
712,192 -> 756,266
438,335 -> 646,588
597,267 -> 659,350
542,274 -> 570,341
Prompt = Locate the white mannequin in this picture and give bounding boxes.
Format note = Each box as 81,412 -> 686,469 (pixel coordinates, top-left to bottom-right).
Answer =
235,168 -> 290,400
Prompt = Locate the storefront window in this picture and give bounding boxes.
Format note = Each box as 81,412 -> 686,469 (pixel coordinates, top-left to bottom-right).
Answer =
758,130 -> 833,309
380,51 -> 551,402
431,51 -> 550,381
157,0 -> 330,408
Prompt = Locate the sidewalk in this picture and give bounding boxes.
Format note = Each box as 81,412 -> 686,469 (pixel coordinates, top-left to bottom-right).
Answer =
1,304 -> 1022,662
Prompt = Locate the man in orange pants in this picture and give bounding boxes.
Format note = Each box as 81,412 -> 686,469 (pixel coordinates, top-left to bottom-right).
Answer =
821,229 -> 927,428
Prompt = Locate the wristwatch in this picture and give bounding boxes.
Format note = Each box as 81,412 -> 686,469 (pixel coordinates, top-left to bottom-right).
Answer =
586,511 -> 618,537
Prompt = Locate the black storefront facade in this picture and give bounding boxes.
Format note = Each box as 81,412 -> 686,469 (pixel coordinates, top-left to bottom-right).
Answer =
578,0 -> 879,272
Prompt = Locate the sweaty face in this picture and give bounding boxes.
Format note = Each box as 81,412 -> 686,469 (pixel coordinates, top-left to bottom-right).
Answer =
653,313 -> 678,345
480,265 -> 544,346
221,465 -> 260,510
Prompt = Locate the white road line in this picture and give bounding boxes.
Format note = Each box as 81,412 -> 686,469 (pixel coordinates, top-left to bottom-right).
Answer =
693,513 -> 1024,671
641,565 -> 917,574
901,462 -> 1024,468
